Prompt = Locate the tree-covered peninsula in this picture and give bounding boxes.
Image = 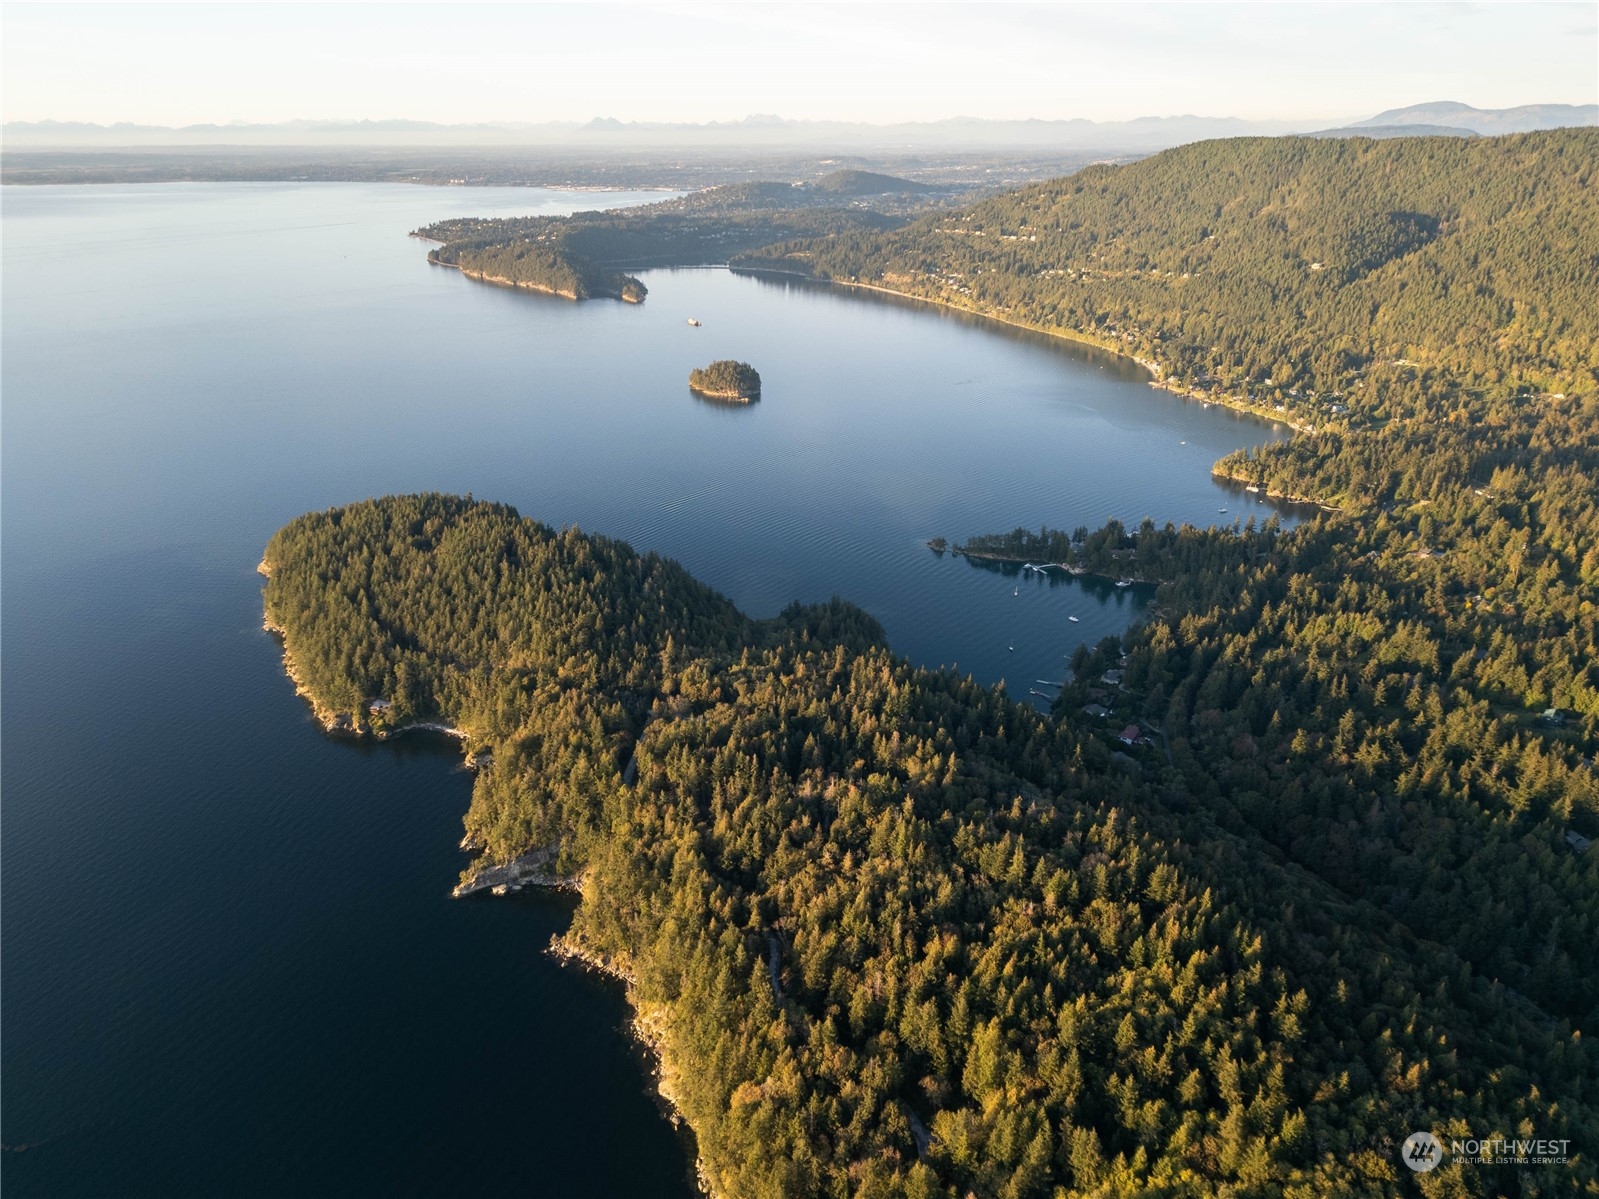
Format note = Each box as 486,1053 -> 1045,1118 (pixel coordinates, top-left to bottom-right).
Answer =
411,180 -> 922,300
423,238 -> 646,302
267,128 -> 1599,1199
689,359 -> 761,400
262,493 -> 1596,1198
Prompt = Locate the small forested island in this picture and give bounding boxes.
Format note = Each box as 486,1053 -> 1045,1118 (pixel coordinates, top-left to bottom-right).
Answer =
688,359 -> 761,400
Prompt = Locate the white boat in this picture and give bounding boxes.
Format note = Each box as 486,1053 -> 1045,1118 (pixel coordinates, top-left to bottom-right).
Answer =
1068,615 -> 1080,622
686,318 -> 702,327
1116,579 -> 1133,588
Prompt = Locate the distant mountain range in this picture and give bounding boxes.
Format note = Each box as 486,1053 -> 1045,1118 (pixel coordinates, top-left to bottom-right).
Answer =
5,103 -> 1592,151
1350,101 -> 1597,135
1,113 -> 1314,150
1310,124 -> 1480,140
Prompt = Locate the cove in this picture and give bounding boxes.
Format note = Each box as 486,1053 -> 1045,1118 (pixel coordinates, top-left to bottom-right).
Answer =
2,183 -> 1293,1196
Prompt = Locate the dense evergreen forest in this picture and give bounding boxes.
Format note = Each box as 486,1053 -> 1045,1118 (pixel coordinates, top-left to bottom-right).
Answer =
690,360 -> 762,399
423,237 -> 647,302
733,130 -> 1599,1033
264,131 -> 1599,1197
411,178 -> 930,302
737,131 -> 1598,431
264,494 -> 1595,1198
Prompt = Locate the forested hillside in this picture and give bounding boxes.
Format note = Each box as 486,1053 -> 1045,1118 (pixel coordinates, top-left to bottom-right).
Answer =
263,495 -> 1596,1198
812,168 -> 935,196
729,132 -> 1599,1035
739,130 -> 1599,436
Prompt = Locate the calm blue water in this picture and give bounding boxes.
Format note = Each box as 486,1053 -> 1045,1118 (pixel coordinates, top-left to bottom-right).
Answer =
2,183 -> 1291,1196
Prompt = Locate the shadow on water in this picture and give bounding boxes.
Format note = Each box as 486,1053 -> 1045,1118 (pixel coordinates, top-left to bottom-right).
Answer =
352,730 -> 710,1199
734,267 -> 1151,383
688,388 -> 761,413
278,712 -> 710,1199
331,725 -> 471,764
1211,474 -> 1326,520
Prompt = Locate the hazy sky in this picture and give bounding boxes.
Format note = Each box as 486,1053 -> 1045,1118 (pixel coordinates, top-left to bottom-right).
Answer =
4,2 -> 1596,126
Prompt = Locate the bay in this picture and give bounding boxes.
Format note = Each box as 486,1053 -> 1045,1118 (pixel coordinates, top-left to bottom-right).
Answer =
1,183 -> 1292,1196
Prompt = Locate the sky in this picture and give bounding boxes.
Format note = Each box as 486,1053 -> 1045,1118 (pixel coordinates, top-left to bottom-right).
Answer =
3,2 -> 1596,127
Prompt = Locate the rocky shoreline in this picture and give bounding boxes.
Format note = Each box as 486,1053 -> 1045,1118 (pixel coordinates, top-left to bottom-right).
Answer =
260,556 -> 364,733
260,555 -> 709,1194
548,934 -> 716,1198
452,844 -> 579,898
260,559 -> 476,742
424,250 -> 644,304
687,385 -> 757,402
428,254 -> 580,300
